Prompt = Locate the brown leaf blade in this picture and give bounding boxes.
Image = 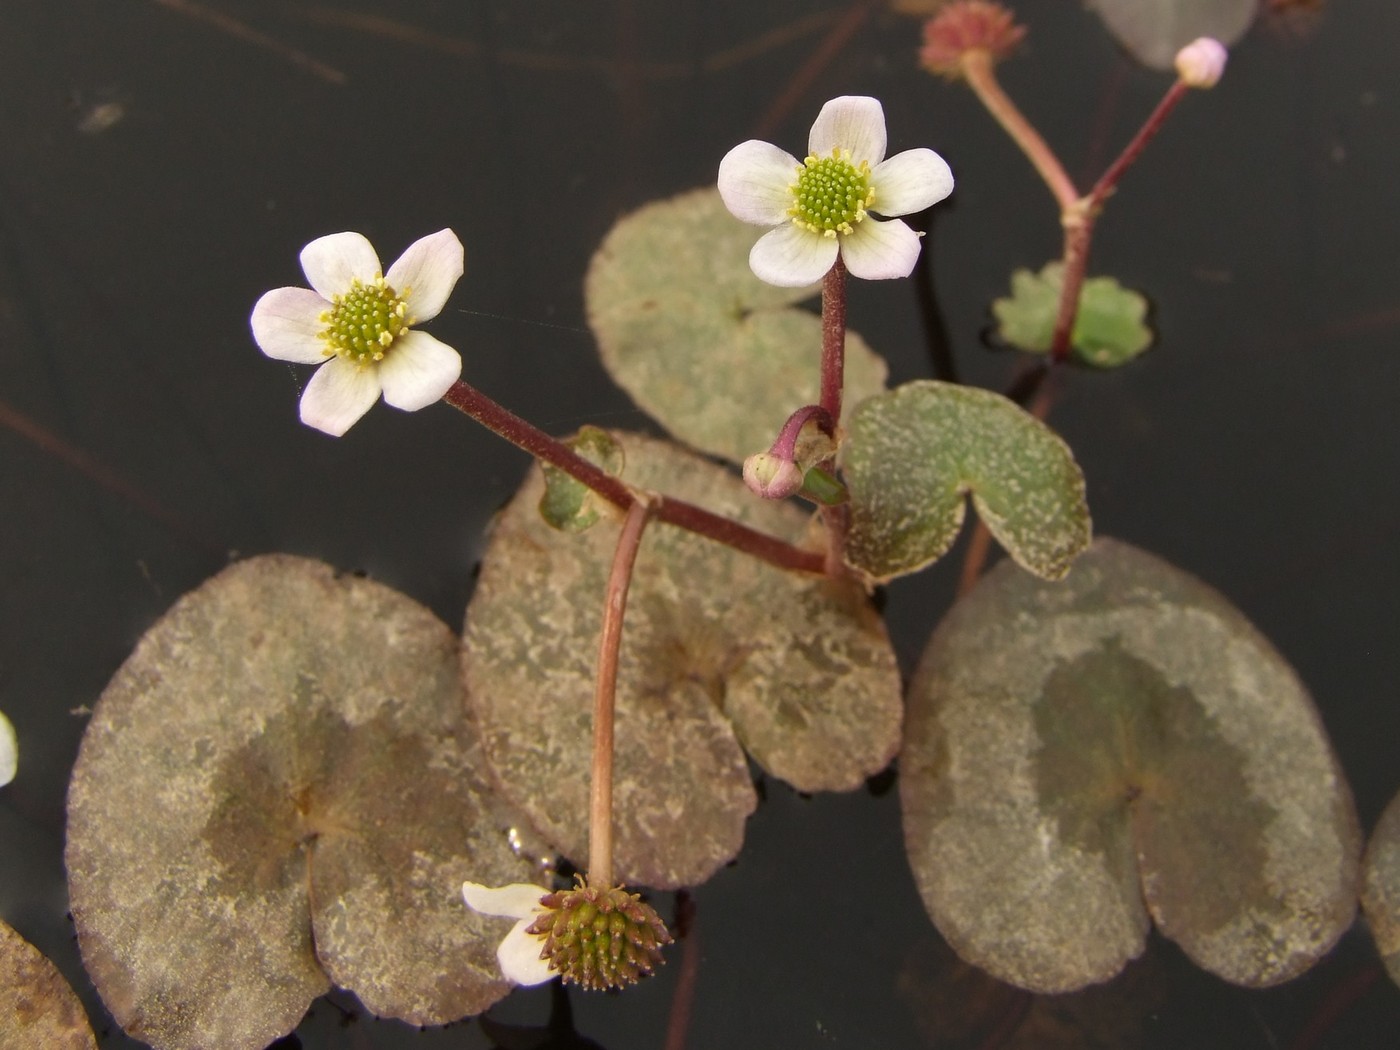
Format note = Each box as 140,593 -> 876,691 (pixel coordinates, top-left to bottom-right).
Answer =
67,555 -> 535,1049
463,432 -> 902,889
902,538 -> 1359,993
0,921 -> 97,1050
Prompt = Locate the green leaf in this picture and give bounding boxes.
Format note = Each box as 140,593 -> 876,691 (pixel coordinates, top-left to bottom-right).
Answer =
67,556 -> 538,1049
842,380 -> 1090,582
991,261 -> 1153,368
1087,0 -> 1255,70
539,425 -> 625,532
0,921 -> 96,1050
464,431 -> 903,889
902,538 -> 1361,993
585,187 -> 888,463
1361,789 -> 1400,987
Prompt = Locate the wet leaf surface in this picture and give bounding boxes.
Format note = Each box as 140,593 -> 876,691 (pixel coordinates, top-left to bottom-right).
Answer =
1088,0 -> 1256,70
585,187 -> 887,464
0,920 -> 96,1050
66,555 -> 538,1050
902,538 -> 1360,993
991,261 -> 1152,368
1362,788 -> 1400,986
842,380 -> 1091,582
463,431 -> 902,889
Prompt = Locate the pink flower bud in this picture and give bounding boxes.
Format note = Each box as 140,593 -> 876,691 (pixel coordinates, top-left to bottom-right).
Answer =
743,453 -> 804,500
1175,38 -> 1227,89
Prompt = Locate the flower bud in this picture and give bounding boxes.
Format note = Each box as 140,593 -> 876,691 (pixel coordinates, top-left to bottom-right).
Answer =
526,881 -> 672,991
1175,38 -> 1227,89
743,452 -> 804,500
919,1 -> 1027,79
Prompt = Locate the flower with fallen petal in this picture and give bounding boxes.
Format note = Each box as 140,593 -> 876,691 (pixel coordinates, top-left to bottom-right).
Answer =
251,230 -> 464,436
462,880 -> 556,986
718,96 -> 954,287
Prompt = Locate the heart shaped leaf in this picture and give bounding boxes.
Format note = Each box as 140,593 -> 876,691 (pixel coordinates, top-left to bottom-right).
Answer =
842,380 -> 1091,582
66,556 -> 539,1050
902,538 -> 1360,993
0,921 -> 96,1050
1362,788 -> 1400,987
1088,0 -> 1255,70
992,261 -> 1152,368
585,187 -> 888,464
463,431 -> 902,889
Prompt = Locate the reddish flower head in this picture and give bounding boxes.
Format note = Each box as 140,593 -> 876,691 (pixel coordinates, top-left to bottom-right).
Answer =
919,1 -> 1027,78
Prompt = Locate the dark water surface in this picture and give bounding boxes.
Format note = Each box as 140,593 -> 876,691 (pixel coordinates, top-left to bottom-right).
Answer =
2,0 -> 1399,1047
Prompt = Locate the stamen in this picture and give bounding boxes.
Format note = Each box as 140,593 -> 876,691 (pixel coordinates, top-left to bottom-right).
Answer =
786,148 -> 875,236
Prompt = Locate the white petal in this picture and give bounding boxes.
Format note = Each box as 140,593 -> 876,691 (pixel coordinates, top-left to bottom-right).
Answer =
839,218 -> 922,281
462,881 -> 550,921
870,149 -> 955,217
749,224 -> 838,288
378,331 -> 462,411
497,919 -> 555,986
385,229 -> 464,323
298,356 -> 382,436
300,232 -> 381,300
718,140 -> 801,226
808,96 -> 886,166
251,287 -> 332,363
0,709 -> 16,787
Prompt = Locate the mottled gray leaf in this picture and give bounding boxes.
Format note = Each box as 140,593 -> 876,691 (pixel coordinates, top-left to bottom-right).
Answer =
1362,789 -> 1400,986
463,431 -> 902,889
1088,0 -> 1255,69
0,921 -> 96,1050
903,538 -> 1360,993
842,380 -> 1091,582
585,187 -> 887,464
67,556 -> 538,1050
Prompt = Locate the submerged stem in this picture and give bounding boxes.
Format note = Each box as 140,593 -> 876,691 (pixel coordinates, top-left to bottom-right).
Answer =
589,498 -> 653,887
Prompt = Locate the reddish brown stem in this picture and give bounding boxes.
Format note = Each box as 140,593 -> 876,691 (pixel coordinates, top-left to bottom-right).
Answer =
588,498 -> 652,888
440,380 -> 824,575
819,257 -> 848,424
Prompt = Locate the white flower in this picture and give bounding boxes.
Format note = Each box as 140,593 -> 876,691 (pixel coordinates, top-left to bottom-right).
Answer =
251,229 -> 464,436
462,880 -> 555,986
717,96 -> 954,287
1175,38 -> 1227,89
0,709 -> 15,787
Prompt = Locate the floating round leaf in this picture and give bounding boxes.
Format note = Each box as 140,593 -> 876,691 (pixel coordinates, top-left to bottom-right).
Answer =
0,920 -> 96,1050
585,187 -> 887,464
842,380 -> 1090,582
67,555 -> 538,1050
1087,0 -> 1254,70
991,261 -> 1152,368
464,431 -> 902,889
902,538 -> 1360,993
1362,788 -> 1400,987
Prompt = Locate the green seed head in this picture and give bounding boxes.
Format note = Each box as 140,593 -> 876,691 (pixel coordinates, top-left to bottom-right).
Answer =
788,148 -> 875,237
526,879 -> 673,991
318,275 -> 411,363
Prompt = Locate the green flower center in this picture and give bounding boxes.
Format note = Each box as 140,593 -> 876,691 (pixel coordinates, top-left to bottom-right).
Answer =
318,275 -> 412,363
788,149 -> 875,237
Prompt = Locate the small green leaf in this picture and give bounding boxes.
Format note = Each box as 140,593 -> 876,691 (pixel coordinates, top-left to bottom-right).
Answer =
842,380 -> 1090,582
902,539 -> 1361,993
991,261 -> 1152,368
585,188 -> 887,463
539,425 -> 625,532
1362,789 -> 1400,987
1087,0 -> 1255,70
